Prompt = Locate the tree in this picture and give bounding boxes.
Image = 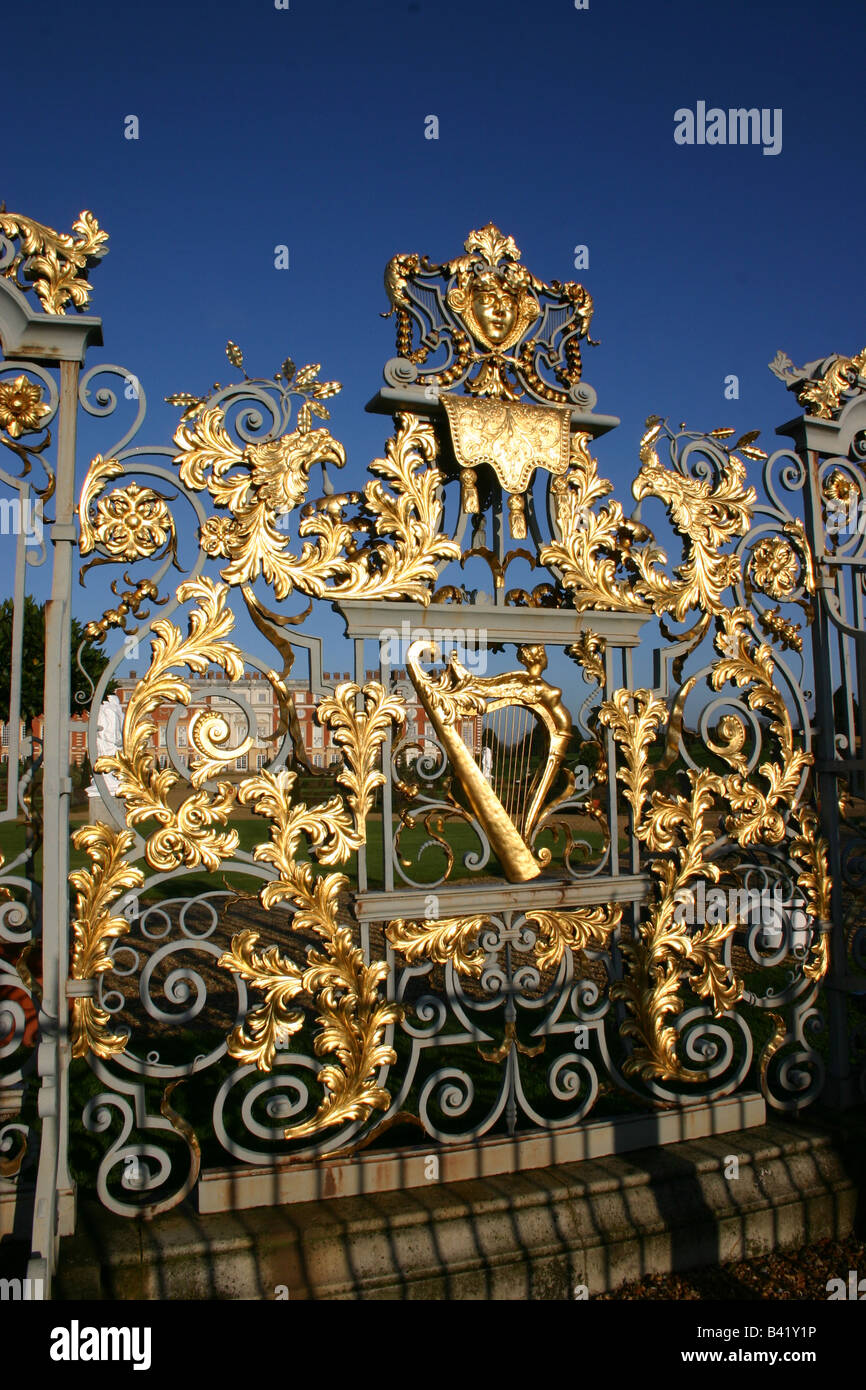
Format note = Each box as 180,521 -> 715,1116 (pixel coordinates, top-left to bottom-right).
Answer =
0,595 -> 114,723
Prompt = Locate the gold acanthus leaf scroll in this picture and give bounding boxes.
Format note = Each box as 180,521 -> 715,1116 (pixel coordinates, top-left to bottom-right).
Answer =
540,432 -> 656,612
629,420 -> 756,622
541,421 -> 756,622
173,407 -> 459,603
69,824 -> 143,1059
0,209 -> 108,315
796,349 -> 866,419
317,683 -> 406,835
566,630 -> 606,688
386,904 -> 622,977
220,718 -> 403,1136
597,688 -> 668,833
95,577 -> 246,872
603,608 -> 826,1083
612,769 -> 737,1082
525,905 -> 623,971
709,614 -> 810,847
789,803 -> 832,984
386,915 -> 490,978
79,455 -> 125,554
75,569 -> 405,1139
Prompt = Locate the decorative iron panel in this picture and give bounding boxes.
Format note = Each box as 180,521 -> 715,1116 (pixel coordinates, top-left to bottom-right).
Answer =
65,227 -> 838,1222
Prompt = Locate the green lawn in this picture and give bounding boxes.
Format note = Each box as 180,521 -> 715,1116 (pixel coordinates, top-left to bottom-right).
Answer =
0,811 -> 617,900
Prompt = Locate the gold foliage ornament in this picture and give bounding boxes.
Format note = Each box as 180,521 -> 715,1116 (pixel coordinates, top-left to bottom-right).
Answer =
0,209 -> 108,315
749,537 -> 800,602
540,431 -> 656,613
770,346 -> 866,420
386,903 -> 622,977
79,455 -> 177,567
94,577 -> 247,872
81,565 -> 407,1138
565,630 -> 606,688
386,914 -> 490,978
790,803 -> 832,985
174,405 -> 459,603
69,824 -> 143,1058
541,420 -> 758,624
631,420 -> 757,623
218,678 -> 406,1137
600,606 -> 827,1083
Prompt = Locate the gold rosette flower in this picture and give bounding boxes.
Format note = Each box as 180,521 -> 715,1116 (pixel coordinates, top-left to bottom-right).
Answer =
748,537 -> 799,600
199,515 -> 236,558
92,482 -> 173,560
0,375 -> 50,438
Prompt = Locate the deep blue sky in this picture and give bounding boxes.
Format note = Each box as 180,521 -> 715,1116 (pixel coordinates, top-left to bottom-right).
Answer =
4,0 -> 864,693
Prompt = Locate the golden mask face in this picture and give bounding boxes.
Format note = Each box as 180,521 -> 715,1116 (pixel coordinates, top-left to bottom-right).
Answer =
470,280 -> 519,347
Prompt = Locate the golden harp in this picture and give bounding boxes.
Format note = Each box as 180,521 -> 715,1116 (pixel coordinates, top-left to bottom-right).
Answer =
405,639 -> 574,883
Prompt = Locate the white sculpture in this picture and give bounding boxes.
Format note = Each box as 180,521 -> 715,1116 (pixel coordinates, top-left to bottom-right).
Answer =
480,743 -> 493,784
87,693 -> 124,801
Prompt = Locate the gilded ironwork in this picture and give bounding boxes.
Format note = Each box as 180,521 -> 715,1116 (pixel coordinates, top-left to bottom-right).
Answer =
318,682 -> 406,838
386,902 -> 622,976
441,393 -> 572,538
83,577 -> 163,645
749,537 -> 800,600
79,456 -> 177,567
600,606 -> 825,1082
0,209 -> 107,314
94,578 -> 246,871
770,346 -> 866,420
382,223 -> 596,404
174,406 -> 458,602
88,482 -> 174,563
406,639 -> 573,882
385,914 -> 490,977
540,420 -> 760,629
81,567 -> 407,1138
69,824 -> 142,1058
565,631 -> 606,688
221,713 -> 403,1132
0,375 -> 51,438
64,232 -> 846,1223
525,904 -> 623,971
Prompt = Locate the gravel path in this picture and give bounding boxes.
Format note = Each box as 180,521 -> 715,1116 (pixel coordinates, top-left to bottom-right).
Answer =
594,1236 -> 866,1300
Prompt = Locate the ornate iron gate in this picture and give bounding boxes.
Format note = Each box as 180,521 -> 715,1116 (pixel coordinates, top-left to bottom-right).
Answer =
0,210 -> 862,1295
769,346 -> 866,1106
0,208 -> 107,1289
